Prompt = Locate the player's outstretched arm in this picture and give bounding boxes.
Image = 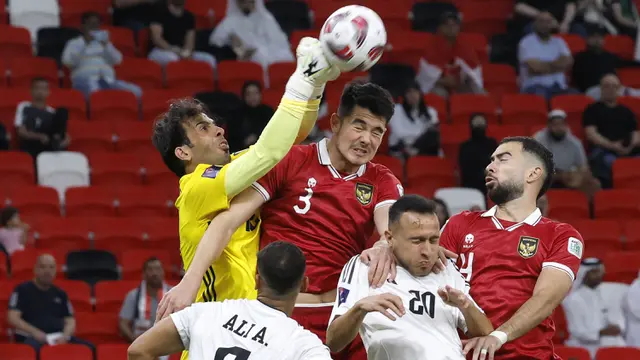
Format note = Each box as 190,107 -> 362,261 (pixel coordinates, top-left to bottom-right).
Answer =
128,316 -> 184,360
223,37 -> 339,198
155,188 -> 266,322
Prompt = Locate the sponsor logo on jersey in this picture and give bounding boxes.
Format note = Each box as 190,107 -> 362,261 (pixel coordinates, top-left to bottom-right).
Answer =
202,166 -> 222,179
338,287 -> 350,305
355,182 -> 374,205
463,233 -> 474,249
517,236 -> 539,259
567,237 -> 583,259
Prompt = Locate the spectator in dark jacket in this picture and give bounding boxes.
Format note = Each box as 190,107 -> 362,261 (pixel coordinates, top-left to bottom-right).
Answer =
458,113 -> 498,194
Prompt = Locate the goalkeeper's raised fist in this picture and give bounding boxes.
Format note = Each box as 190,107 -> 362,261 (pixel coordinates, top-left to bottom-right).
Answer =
285,37 -> 341,102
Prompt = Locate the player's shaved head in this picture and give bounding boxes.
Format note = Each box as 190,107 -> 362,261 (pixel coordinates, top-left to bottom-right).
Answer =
256,241 -> 307,298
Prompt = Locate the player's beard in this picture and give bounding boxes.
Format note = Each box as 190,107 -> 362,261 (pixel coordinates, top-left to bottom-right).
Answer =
487,179 -> 524,205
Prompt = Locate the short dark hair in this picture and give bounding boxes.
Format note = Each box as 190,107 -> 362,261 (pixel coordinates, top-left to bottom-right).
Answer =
500,136 -> 555,198
337,81 -> 394,123
152,98 -> 208,177
256,241 -> 306,296
0,207 -> 18,227
31,77 -> 48,87
389,195 -> 438,226
142,257 -> 161,271
241,80 -> 262,96
81,11 -> 101,25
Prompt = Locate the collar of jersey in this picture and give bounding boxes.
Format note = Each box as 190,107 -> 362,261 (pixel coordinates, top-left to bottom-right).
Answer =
316,138 -> 366,180
481,206 -> 542,231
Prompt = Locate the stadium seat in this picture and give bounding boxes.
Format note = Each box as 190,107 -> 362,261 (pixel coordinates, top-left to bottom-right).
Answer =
143,216 -> 180,250
58,0 -> 111,28
66,250 -> 119,284
450,94 -> 498,124
571,220 -> 623,258
434,187 -> 486,215
90,90 -> 140,122
40,344 -> 92,360
555,346 -> 590,360
545,189 -> 590,221
267,62 -> 295,89
406,156 -> 456,189
217,61 -> 264,94
166,60 -> 215,93
141,152 -> 177,188
613,158 -> 640,189
423,94 -> 448,121
550,94 -> 594,129
48,88 -> 87,121
458,33 -> 489,64
114,122 -> 153,152
10,248 -> 67,281
265,0 -> 311,36
121,249 -> 171,280
0,25 -> 33,59
552,306 -> 568,344
261,88 -> 283,109
594,189 -> 640,220
0,87 -> 31,131
103,26 -> 136,57
116,185 -> 174,218
382,30 -> 429,68
500,94 -> 547,126
94,280 -> 139,312
0,279 -> 23,311
91,217 -> 146,256
67,121 -> 115,153
89,152 -> 143,186
0,344 -> 37,360
75,312 -> 125,344
8,57 -> 59,88
372,155 -> 404,182
0,252 -> 7,278
556,33 -> 586,54
483,64 -> 518,99
596,346 -> 640,360
141,89 -> 190,121
115,58 -> 164,90
54,279 -> 92,312
603,35 -> 635,60
459,0 -> 511,37
439,124 -> 469,160
36,152 -> 91,201
0,151 -> 35,190
36,27 -> 81,63
34,218 -> 91,251
617,68 -> 640,88
623,220 -> 640,250
8,0 -> 60,41
184,0 -> 216,28
97,343 -> 129,360
602,251 -> 640,284
65,186 -> 117,217
6,186 -> 60,217
368,0 -> 412,31
617,96 -> 640,119
487,124 -> 531,142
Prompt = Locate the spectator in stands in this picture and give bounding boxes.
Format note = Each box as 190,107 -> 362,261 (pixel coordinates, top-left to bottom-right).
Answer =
0,207 -> 30,256
210,0 -> 294,69
563,258 -> 626,358
514,0 -> 586,36
15,78 -> 70,159
519,12 -> 578,100
7,254 -> 93,353
583,73 -> 640,187
594,0 -> 639,38
433,198 -> 450,229
416,12 -> 484,99
229,81 -> 274,151
112,0 -> 162,32
534,109 -> 600,196
624,271 -> 640,347
62,12 -> 142,99
119,257 -> 171,343
388,82 -> 440,157
458,113 -> 498,195
149,0 -> 217,70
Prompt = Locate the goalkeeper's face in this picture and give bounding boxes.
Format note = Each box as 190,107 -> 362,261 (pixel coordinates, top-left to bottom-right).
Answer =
331,105 -> 387,166
182,114 -> 230,166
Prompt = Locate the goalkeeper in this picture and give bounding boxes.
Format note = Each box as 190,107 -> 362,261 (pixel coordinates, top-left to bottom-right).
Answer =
151,38 -> 340,309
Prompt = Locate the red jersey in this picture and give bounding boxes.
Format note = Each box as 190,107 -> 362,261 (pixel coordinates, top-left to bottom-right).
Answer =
252,139 -> 403,294
440,206 -> 584,360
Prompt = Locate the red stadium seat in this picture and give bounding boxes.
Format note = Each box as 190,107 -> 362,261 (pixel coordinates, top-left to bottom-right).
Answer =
59,0 -> 111,27
545,190 -> 590,221
0,344 -> 36,360
552,306 -> 569,344
602,252 -> 640,284
556,34 -> 586,54
0,25 -> 32,59
550,94 -> 594,129
487,124 -> 531,142
0,252 -> 7,278
90,90 -> 140,122
406,156 -> 456,188
368,0 -> 412,31
594,189 -> 640,220
267,62 -> 295,90
623,220 -> 640,250
217,61 -> 264,94
89,152 -> 143,186
596,347 -> 640,360
0,88 -> 30,131
500,94 -> 547,126
617,96 -> 640,119
7,186 -> 60,217
65,186 -> 117,217
8,57 -> 59,88
423,94 -> 448,121
10,249 -> 67,281
613,158 -> 640,189
439,124 -> 469,161
67,121 -> 115,154
114,121 -> 154,152
143,217 -> 179,250
0,280 -> 22,312
141,89 -> 190,121
555,346 -> 590,360
185,0 -> 216,28
571,220 -> 623,258
48,88 -> 87,121
381,30 -> 430,68
459,0 -> 511,38
103,26 -> 136,57
0,151 -> 35,190
372,155 -> 404,182
91,217 -> 146,256
116,185 -> 174,218
54,280 -> 92,312
457,33 -> 489,64
121,249 -> 172,280
94,281 -> 139,312
483,64 -> 518,99
261,88 -> 282,109
617,68 -> 640,88
33,218 -> 91,251
450,94 -> 498,124
40,344 -> 93,360
604,35 -> 635,60
75,312 -> 125,344
141,151 -> 179,188
97,343 -> 129,360
166,60 -> 215,93
116,58 -> 164,90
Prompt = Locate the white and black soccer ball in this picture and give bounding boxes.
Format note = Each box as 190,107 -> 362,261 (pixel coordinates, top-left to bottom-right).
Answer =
319,5 -> 387,72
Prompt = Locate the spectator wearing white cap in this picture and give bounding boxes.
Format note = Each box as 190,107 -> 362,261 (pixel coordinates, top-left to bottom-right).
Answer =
534,109 -> 600,197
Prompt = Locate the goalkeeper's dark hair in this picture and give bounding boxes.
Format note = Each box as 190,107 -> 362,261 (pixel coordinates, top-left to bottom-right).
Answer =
257,241 -> 306,297
338,81 -> 394,123
152,98 -> 208,177
500,136 -> 555,199
388,195 -> 438,226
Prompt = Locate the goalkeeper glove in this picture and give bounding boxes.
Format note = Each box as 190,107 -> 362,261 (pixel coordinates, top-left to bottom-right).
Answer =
285,37 -> 341,102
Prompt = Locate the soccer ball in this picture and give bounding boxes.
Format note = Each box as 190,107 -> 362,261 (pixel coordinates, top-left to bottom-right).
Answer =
319,5 -> 386,72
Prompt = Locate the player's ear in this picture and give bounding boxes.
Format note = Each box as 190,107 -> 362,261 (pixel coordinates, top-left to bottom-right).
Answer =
254,273 -> 261,291
329,113 -> 342,133
526,164 -> 544,185
174,145 -> 192,162
384,230 -> 394,246
300,276 -> 309,293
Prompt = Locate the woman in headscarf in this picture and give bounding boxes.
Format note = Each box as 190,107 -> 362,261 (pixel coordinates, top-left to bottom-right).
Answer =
210,0 -> 294,69
229,80 -> 275,151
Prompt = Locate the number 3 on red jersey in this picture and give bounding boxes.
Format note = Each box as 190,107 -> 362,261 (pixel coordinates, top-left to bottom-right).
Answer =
293,178 -> 316,215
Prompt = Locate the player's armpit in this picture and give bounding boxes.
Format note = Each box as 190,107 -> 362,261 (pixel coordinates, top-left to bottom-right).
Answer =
128,317 -> 184,360
224,98 -> 320,198
496,267 -> 573,342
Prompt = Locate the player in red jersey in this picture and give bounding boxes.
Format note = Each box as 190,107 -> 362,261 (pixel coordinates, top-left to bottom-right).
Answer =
441,137 -> 584,360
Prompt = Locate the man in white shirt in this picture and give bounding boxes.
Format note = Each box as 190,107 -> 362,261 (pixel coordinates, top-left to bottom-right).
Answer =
326,195 -> 493,360
127,241 -> 331,360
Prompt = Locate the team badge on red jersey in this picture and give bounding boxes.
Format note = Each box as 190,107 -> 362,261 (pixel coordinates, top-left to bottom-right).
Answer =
355,183 -> 373,205
517,236 -> 539,259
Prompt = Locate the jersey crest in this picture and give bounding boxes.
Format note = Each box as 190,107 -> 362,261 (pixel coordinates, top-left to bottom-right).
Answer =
355,182 -> 373,205
202,165 -> 222,179
517,236 -> 539,259
338,287 -> 350,305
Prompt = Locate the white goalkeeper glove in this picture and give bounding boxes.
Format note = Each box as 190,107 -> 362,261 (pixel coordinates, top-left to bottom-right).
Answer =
284,37 -> 341,102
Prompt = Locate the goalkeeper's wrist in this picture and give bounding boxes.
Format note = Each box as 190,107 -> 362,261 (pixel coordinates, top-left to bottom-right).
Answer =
284,73 -> 324,102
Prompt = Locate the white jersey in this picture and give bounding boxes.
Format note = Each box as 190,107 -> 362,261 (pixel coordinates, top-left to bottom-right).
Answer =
329,257 -> 482,360
170,299 -> 331,360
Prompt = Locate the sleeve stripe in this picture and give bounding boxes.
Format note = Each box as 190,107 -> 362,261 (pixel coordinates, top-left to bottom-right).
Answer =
251,182 -> 271,201
340,257 -> 354,282
374,199 -> 396,211
542,262 -> 575,281
341,256 -> 359,284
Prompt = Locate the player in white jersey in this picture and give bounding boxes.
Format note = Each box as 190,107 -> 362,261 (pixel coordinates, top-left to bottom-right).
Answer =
326,195 -> 494,360
128,242 -> 331,360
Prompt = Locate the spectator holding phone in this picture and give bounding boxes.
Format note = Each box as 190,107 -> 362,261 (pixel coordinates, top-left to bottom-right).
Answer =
61,12 -> 142,99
